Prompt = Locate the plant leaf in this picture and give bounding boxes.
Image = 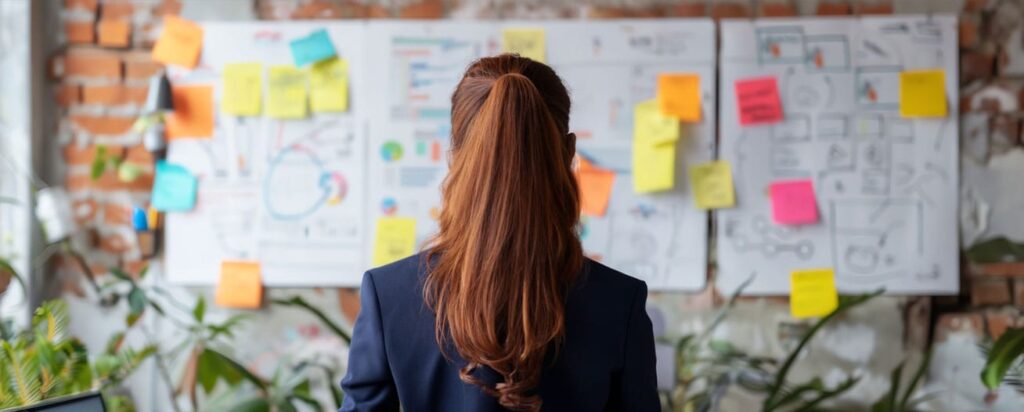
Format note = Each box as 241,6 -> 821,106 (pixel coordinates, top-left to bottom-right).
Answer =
271,296 -> 351,344
193,295 -> 207,323
981,328 -> 1024,391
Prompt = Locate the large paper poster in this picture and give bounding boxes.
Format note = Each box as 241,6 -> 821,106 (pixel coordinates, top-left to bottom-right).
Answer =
716,16 -> 959,295
365,20 -> 716,290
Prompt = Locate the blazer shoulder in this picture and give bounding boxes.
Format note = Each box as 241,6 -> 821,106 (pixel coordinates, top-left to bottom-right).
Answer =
365,253 -> 429,301
579,258 -> 648,302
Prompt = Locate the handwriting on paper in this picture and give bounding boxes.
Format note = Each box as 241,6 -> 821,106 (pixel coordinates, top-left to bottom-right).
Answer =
735,76 -> 783,126
267,66 -> 308,119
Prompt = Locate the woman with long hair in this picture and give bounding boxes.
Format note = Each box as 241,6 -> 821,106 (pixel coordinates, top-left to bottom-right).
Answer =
341,54 -> 659,411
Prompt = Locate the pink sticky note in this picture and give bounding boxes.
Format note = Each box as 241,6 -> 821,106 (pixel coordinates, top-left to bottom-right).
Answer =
735,77 -> 783,126
770,180 -> 818,225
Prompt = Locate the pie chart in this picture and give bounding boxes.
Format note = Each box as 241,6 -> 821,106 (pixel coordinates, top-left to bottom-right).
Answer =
380,141 -> 403,162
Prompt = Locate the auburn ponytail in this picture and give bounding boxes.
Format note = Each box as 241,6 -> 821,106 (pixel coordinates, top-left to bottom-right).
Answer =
424,54 -> 582,411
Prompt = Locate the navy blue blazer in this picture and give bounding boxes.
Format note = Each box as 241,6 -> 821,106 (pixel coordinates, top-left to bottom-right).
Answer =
340,254 -> 659,411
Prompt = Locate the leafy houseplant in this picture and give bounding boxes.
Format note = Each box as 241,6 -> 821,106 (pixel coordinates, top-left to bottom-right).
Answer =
980,327 -> 1024,404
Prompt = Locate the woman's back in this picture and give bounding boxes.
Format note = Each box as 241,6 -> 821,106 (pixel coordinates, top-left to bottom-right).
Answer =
341,254 -> 659,411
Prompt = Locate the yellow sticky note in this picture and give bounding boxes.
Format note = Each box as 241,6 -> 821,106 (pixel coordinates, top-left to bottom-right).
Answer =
221,63 -> 263,116
689,160 -> 735,209
633,139 -> 675,193
634,99 -> 680,145
899,69 -> 947,117
372,217 -> 417,266
267,65 -> 308,119
215,260 -> 263,309
502,28 -> 546,63
151,15 -> 203,69
309,58 -> 349,113
789,268 -> 839,319
657,73 -> 701,122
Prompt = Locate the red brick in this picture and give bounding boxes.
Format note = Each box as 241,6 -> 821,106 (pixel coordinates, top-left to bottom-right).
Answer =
711,2 -> 750,20
99,232 -> 130,254
123,85 -> 149,105
65,22 -> 96,44
69,115 -> 135,136
961,51 -> 996,82
1016,279 -> 1024,306
855,0 -> 893,15
587,7 -> 631,19
365,4 -> 390,18
670,3 -> 706,17
986,310 -> 1018,339
70,198 -> 98,224
972,277 -> 1013,306
81,84 -> 126,105
101,1 -> 134,20
65,0 -> 99,12
98,19 -> 131,48
102,202 -> 132,225
123,52 -> 162,80
964,0 -> 991,12
154,0 -> 183,17
56,84 -> 81,107
759,2 -> 797,17
817,1 -> 852,15
64,49 -> 122,80
398,0 -> 444,19
960,17 -> 980,49
66,170 -> 154,192
124,145 -> 154,165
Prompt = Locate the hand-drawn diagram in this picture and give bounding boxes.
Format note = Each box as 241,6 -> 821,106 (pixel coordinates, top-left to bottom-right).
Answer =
366,21 -> 716,290
164,24 -> 369,286
718,16 -> 958,295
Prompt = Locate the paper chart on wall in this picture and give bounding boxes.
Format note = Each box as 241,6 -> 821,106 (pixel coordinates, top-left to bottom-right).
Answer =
164,23 -> 368,286
365,20 -> 716,290
716,16 -> 959,295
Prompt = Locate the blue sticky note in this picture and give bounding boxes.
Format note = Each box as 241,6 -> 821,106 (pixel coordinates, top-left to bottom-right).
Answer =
131,207 -> 149,231
151,161 -> 197,212
289,29 -> 336,67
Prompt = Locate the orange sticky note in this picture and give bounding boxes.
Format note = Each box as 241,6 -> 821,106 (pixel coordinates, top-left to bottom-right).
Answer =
166,85 -> 214,139
657,73 -> 701,122
576,158 -> 615,217
151,15 -> 203,69
97,20 -> 131,48
215,260 -> 263,309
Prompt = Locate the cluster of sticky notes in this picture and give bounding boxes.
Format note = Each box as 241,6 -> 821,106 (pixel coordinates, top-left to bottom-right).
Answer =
632,100 -> 680,193
899,69 -> 947,118
789,268 -> 839,318
372,217 -> 417,266
576,157 -> 616,217
735,76 -> 784,126
166,85 -> 214,139
502,28 -> 547,63
688,160 -> 735,209
657,73 -> 702,122
215,260 -> 263,309
151,161 -> 198,212
769,179 -> 818,225
152,15 -> 204,69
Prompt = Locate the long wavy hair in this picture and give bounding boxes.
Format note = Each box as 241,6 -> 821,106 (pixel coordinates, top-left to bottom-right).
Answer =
423,54 -> 583,411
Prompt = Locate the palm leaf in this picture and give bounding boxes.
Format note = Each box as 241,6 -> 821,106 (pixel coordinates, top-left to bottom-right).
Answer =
981,327 -> 1024,398
272,296 -> 351,344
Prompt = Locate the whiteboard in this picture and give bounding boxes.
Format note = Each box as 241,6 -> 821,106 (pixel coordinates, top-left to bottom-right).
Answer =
165,23 -> 370,286
716,16 -> 959,295
365,20 -> 715,290
164,20 -> 715,289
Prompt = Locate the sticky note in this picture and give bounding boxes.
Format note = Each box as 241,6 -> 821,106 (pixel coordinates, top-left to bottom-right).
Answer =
309,58 -> 348,113
899,69 -> 947,117
790,268 -> 838,318
267,66 -> 308,119
215,260 -> 263,309
151,161 -> 197,212
634,99 -> 679,145
289,29 -> 337,67
689,160 -> 735,209
151,15 -> 203,69
372,217 -> 416,266
633,139 -> 675,193
576,158 -> 615,217
769,179 -> 818,225
735,76 -> 783,126
222,63 -> 263,116
166,85 -> 214,139
657,73 -> 701,122
98,20 -> 130,48
502,28 -> 546,63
